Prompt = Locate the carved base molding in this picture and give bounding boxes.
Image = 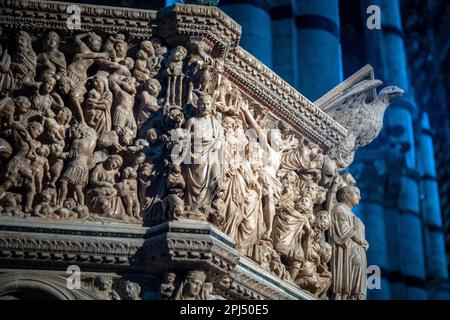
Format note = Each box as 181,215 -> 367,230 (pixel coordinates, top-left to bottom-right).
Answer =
0,217 -> 314,300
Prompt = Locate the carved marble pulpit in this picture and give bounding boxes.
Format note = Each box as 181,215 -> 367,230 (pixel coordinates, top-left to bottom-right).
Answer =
0,1 -> 402,300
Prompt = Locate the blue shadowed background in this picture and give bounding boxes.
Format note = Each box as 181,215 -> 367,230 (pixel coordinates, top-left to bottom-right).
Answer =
65,0 -> 450,300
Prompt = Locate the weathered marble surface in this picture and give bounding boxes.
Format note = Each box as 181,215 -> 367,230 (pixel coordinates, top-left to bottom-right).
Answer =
0,1 -> 402,300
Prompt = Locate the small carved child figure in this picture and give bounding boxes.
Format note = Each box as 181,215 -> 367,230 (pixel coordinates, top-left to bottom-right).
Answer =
0,193 -> 23,217
159,272 -> 176,300
137,78 -> 161,129
117,167 -> 140,220
49,142 -> 64,187
54,197 -> 77,219
45,107 -> 72,143
87,87 -> 101,100
73,205 -> 90,219
164,46 -> 187,106
29,144 -> 51,194
137,162 -> 154,211
165,160 -> 185,198
210,185 -> 226,227
33,188 -> 54,218
164,46 -> 187,77
133,49 -> 151,83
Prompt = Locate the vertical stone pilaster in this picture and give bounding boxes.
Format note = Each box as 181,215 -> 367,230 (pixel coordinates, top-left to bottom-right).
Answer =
271,0 -> 298,87
417,113 -> 449,298
379,0 -> 426,300
352,158 -> 391,299
220,0 -> 273,67
294,0 -> 342,100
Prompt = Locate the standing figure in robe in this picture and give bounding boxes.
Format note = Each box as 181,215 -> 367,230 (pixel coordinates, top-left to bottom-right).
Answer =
85,74 -> 113,137
329,185 -> 369,300
10,31 -> 36,90
0,42 -> 14,97
239,101 -> 282,240
182,93 -> 223,214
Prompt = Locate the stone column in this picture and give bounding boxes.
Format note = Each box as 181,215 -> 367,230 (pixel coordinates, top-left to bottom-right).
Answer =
271,0 -> 298,87
417,113 -> 449,298
380,0 -> 427,300
219,0 -> 273,67
352,157 -> 391,300
293,0 -> 342,100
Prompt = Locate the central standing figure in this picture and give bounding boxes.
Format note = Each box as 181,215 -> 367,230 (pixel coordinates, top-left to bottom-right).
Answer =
182,93 -> 223,213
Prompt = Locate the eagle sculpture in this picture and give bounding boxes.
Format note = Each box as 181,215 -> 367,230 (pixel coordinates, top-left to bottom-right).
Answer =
316,66 -> 404,149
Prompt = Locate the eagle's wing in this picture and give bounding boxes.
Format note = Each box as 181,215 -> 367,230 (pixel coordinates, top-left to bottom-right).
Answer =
322,79 -> 383,130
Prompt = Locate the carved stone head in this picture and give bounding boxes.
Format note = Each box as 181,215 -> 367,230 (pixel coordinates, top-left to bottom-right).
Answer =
44,31 -> 59,50
14,96 -> 31,115
145,78 -> 161,96
86,32 -> 102,52
41,76 -> 56,94
170,46 -> 187,62
55,108 -> 72,125
320,156 -> 337,188
336,185 -> 361,208
140,40 -> 155,57
113,40 -> 128,60
197,93 -> 214,116
184,270 -> 206,299
164,272 -> 176,285
15,31 -> 31,53
106,155 -> 123,170
27,121 -> 44,139
123,166 -> 137,179
315,211 -> 331,232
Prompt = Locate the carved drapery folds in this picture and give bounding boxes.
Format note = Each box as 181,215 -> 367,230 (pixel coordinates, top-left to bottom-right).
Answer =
0,1 -> 402,300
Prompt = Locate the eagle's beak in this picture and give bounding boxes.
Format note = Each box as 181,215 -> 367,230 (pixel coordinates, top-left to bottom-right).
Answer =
380,86 -> 404,103
387,86 -> 404,100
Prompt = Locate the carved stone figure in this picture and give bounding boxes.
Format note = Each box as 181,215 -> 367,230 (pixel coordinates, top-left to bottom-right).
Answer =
85,75 -> 113,137
137,78 -> 161,129
323,80 -> 404,149
296,211 -> 332,298
88,155 -> 124,217
0,7 -> 399,300
159,272 -> 176,300
164,46 -> 187,106
330,186 -> 369,300
117,166 -> 140,220
31,75 -> 63,118
37,31 -> 66,82
63,32 -> 108,122
58,123 -> 97,207
0,42 -> 14,97
33,188 -> 55,218
0,192 -> 22,217
182,93 -> 223,214
122,280 -> 141,300
92,277 -> 121,300
110,76 -> 137,142
272,195 -> 314,280
0,121 -> 43,212
11,31 -> 36,90
240,102 -> 282,240
173,270 -> 207,300
137,162 -> 154,212
133,49 -> 152,83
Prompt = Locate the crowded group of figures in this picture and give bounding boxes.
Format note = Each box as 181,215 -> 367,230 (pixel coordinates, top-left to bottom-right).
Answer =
0,27 -> 367,300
